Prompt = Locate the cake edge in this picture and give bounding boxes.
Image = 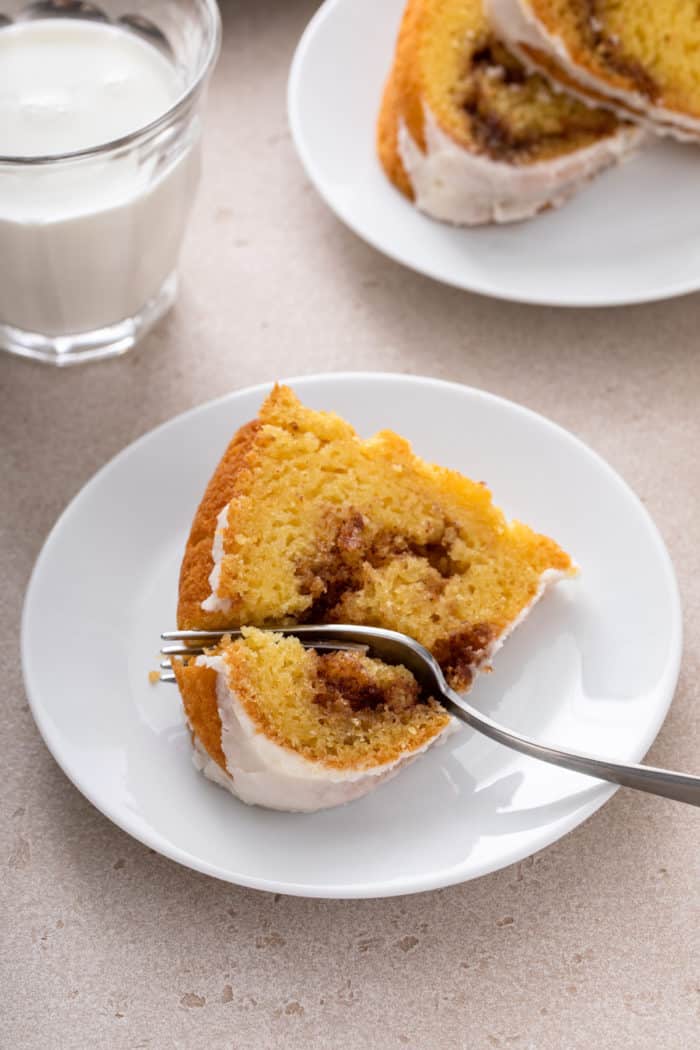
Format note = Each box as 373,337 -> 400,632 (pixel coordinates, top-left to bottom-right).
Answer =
180,652 -> 457,813
395,102 -> 642,226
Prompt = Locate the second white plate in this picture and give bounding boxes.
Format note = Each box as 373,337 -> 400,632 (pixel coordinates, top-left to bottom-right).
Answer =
288,0 -> 700,307
22,374 -> 681,897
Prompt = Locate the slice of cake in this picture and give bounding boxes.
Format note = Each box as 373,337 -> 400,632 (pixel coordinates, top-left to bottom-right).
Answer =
376,0 -> 642,225
174,628 -> 453,811
487,0 -> 700,139
178,385 -> 576,693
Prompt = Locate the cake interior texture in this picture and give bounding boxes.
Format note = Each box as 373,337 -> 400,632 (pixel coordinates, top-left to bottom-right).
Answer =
175,629 -> 450,771
524,0 -> 700,115
376,0 -> 621,196
178,386 -> 574,691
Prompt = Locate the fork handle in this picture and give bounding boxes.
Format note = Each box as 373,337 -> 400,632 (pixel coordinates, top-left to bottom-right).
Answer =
443,688 -> 700,807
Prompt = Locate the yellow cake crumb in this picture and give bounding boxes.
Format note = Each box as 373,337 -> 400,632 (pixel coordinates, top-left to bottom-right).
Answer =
178,385 -> 575,693
174,629 -> 450,771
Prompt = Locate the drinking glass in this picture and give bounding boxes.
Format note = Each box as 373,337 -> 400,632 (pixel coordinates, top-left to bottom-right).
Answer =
0,0 -> 221,365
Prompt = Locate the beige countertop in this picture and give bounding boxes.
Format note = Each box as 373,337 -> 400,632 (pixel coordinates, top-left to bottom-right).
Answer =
2,2 -> 698,1047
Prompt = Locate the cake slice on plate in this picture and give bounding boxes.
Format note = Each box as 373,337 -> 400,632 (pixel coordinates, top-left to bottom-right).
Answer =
376,0 -> 642,225
487,0 -> 700,139
175,385 -> 575,810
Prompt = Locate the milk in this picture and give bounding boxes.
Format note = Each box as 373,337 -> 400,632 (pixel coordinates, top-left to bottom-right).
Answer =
0,19 -> 201,336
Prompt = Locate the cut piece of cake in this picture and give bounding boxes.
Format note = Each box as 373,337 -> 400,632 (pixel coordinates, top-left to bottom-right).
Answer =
178,385 -> 576,693
487,0 -> 700,139
376,0 -> 642,225
173,628 -> 453,811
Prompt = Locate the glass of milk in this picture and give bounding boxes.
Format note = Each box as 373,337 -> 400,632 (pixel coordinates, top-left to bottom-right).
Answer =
0,0 -> 220,365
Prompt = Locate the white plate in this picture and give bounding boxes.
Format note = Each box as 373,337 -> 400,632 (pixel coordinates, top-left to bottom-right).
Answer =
288,0 -> 700,307
22,373 -> 681,898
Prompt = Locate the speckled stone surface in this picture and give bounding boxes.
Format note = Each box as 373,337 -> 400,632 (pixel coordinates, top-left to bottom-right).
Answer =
2,2 -> 699,1047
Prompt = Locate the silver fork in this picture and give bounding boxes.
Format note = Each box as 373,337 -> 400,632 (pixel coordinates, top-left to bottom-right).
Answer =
160,624 -> 700,807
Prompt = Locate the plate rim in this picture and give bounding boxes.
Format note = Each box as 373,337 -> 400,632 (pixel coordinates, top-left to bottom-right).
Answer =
287,0 -> 700,309
21,371 -> 683,897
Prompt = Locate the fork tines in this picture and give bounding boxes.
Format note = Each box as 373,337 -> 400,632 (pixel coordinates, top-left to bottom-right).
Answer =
157,630 -> 369,685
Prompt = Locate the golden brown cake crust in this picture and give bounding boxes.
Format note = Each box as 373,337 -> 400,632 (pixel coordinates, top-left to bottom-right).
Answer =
177,419 -> 261,630
173,660 -> 226,771
376,0 -> 425,199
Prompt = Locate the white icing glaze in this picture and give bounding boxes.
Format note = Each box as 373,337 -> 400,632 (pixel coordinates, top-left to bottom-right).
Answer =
189,654 -> 459,812
201,503 -> 233,614
396,103 -> 641,226
486,0 -> 700,141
